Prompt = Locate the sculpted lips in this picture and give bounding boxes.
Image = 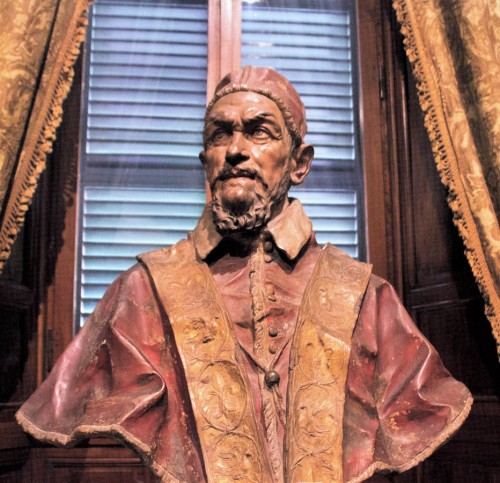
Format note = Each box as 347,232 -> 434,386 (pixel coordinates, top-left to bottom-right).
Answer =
212,167 -> 268,189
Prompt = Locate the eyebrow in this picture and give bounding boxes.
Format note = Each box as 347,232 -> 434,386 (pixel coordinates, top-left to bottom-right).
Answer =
243,111 -> 280,124
206,111 -> 281,128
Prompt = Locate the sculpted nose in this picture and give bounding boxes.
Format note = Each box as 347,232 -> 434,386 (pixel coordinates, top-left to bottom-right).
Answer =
226,132 -> 250,165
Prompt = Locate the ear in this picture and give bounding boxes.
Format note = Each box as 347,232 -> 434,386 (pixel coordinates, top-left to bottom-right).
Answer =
290,144 -> 314,186
199,150 -> 207,167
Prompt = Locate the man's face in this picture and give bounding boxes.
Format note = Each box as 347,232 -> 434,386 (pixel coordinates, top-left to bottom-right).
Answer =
200,91 -> 294,233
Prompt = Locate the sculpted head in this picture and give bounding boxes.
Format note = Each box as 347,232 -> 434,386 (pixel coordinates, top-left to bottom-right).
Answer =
200,66 -> 314,235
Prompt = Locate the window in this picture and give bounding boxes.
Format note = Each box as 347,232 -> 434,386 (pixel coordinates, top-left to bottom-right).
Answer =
76,0 -> 365,328
241,1 -> 364,253
77,0 -> 208,327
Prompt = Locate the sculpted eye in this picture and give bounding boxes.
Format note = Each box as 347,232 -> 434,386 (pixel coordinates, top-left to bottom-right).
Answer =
208,129 -> 230,145
249,127 -> 271,140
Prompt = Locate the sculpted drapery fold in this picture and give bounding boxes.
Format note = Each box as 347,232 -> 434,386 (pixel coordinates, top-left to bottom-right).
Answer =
0,0 -> 92,271
393,0 -> 500,355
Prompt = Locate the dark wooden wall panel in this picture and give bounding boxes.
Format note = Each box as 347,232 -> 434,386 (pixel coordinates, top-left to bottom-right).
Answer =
28,445 -> 158,483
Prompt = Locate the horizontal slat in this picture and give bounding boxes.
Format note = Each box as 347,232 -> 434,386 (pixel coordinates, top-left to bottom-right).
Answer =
242,21 -> 348,37
269,69 -> 351,85
86,142 -> 201,156
83,226 -> 195,242
313,146 -> 355,159
243,45 -> 351,62
95,3 -> 208,21
87,129 -> 202,144
84,188 -> 206,203
307,120 -> 353,133
84,156 -> 202,170
90,64 -> 206,79
88,102 -> 204,118
90,52 -> 206,68
93,41 -> 207,56
242,8 -> 349,26
84,216 -> 201,230
89,77 -> 205,92
300,94 -> 352,109
83,286 -> 110,298
306,132 -> 353,147
308,159 -> 355,172
88,116 -> 204,132
83,257 -> 151,271
83,271 -> 124,285
291,83 -> 352,96
93,16 -> 207,32
315,231 -> 357,243
89,89 -> 207,104
312,218 -> 356,232
242,32 -> 349,48
290,189 -> 356,204
304,107 -> 353,122
92,29 -> 207,43
85,204 -> 203,217
83,243 -> 168,257
240,56 -> 352,74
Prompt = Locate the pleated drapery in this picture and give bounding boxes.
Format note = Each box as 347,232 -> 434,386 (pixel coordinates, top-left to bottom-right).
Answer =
0,0 -> 92,271
394,0 -> 500,355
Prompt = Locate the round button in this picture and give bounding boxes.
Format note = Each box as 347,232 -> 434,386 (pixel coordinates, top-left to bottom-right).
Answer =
269,342 -> 278,354
264,370 -> 280,387
263,241 -> 273,252
268,327 -> 279,337
263,254 -> 273,263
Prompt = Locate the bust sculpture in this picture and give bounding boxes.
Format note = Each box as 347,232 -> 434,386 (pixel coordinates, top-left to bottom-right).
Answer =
17,66 -> 472,482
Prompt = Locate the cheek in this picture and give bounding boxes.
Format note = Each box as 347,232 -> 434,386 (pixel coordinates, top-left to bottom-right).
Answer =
203,150 -> 225,179
255,145 -> 289,166
255,146 -> 290,180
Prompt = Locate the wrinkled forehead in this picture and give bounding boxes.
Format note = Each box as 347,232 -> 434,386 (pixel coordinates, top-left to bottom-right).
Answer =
205,91 -> 285,125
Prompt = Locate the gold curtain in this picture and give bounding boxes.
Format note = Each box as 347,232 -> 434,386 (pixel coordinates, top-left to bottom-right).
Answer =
0,0 -> 92,271
393,0 -> 500,354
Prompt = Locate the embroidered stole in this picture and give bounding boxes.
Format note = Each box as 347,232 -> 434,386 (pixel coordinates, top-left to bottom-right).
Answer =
139,240 -> 371,483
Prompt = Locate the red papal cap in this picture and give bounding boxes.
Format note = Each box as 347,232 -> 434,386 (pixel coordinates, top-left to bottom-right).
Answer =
205,65 -> 307,146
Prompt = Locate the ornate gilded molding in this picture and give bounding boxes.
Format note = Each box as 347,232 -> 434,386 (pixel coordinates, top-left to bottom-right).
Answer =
0,0 -> 93,272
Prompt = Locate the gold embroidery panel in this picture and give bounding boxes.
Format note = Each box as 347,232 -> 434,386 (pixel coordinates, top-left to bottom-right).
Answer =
140,241 -> 273,483
285,244 -> 371,483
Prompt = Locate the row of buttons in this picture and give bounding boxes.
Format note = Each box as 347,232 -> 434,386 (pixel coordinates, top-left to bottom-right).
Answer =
261,237 -> 280,355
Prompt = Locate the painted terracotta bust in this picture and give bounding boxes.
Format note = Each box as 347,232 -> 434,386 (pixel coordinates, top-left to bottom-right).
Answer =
17,66 -> 472,482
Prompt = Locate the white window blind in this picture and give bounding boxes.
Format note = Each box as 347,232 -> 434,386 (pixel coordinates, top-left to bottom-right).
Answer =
80,187 -> 205,324
241,1 -> 364,255
77,0 -> 208,327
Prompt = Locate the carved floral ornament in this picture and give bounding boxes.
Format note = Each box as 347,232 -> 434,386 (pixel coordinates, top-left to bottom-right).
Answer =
0,0 -> 93,272
393,0 -> 500,356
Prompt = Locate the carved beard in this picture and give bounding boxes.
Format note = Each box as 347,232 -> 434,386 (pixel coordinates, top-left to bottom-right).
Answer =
209,165 -> 291,235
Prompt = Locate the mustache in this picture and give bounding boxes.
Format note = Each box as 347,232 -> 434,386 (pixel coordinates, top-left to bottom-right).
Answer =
211,166 -> 268,190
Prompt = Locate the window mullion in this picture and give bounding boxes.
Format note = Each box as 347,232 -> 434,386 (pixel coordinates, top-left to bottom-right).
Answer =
207,0 -> 241,101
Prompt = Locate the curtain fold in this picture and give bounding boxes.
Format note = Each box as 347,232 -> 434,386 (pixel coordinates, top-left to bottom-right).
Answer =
393,0 -> 500,355
0,0 -> 92,271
